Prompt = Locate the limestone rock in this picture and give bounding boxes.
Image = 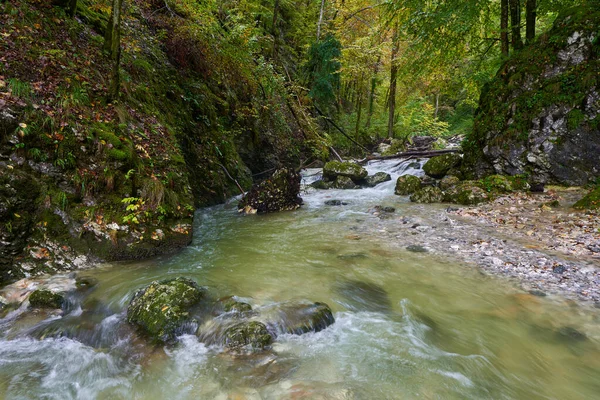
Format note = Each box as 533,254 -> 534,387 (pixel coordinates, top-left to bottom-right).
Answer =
238,169 -> 303,213
423,154 -> 462,179
322,161 -> 368,182
410,186 -> 444,203
395,175 -> 422,195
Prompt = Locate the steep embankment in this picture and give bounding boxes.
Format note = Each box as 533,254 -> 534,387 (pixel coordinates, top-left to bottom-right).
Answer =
463,5 -> 600,186
0,0 -> 319,285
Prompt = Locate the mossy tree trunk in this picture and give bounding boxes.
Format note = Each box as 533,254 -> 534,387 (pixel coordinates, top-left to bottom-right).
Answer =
525,0 -> 536,44
501,0 -> 509,56
509,0 -> 523,51
67,0 -> 77,17
105,0 -> 124,101
387,23 -> 399,138
271,0 -> 279,61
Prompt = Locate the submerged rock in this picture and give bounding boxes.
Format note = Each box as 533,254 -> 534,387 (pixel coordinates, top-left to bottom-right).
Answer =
410,186 -> 444,203
220,297 -> 253,313
238,169 -> 303,213
310,180 -> 334,190
334,280 -> 391,313
333,176 -> 360,189
223,321 -> 273,350
127,277 -> 205,342
423,154 -> 462,179
362,172 -> 392,188
395,175 -> 421,195
406,245 -> 428,253
29,289 -> 64,309
263,302 -> 335,335
324,200 -> 348,206
322,161 -> 368,182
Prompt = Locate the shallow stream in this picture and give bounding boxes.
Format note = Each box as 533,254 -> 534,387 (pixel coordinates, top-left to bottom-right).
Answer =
1,160 -> 599,399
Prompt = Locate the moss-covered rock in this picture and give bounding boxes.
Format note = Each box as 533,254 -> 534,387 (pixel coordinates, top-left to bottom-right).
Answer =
573,186 -> 600,209
443,182 -> 490,205
223,321 -> 273,350
127,277 -> 205,342
440,175 -> 461,190
362,172 -> 392,188
322,161 -> 368,182
29,289 -> 64,309
310,180 -> 334,190
423,154 -> 462,179
333,176 -> 360,189
221,297 -> 252,313
395,175 -> 422,195
463,5 -> 600,186
410,187 -> 444,203
264,302 -> 335,336
381,138 -> 407,156
238,169 -> 303,213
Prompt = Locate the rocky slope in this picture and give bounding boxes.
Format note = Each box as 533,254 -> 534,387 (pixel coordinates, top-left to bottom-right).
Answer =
463,5 -> 600,186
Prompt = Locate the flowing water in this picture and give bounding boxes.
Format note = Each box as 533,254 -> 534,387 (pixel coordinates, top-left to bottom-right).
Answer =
1,160 -> 600,399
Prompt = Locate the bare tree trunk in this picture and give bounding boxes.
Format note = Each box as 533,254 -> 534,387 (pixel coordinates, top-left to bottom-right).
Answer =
105,0 -> 124,101
501,0 -> 509,56
272,0 -> 280,60
68,0 -> 77,17
365,55 -> 381,132
354,75 -> 364,148
317,0 -> 326,41
509,0 -> 523,51
525,0 -> 536,44
434,93 -> 440,119
387,23 -> 399,138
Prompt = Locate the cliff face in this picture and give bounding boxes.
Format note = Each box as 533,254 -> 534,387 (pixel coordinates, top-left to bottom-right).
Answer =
463,6 -> 600,186
0,0 -> 314,285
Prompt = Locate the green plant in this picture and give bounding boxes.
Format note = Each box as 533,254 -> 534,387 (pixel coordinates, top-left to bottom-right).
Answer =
8,78 -> 32,99
122,197 -> 145,224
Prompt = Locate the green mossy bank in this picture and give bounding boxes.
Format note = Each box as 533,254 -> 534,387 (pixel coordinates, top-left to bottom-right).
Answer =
0,0 -> 320,286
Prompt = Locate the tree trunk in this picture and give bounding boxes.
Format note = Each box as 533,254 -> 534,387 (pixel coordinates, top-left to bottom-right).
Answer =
509,0 -> 523,51
272,0 -> 280,60
501,0 -> 509,56
387,23 -> 399,138
434,93 -> 439,119
68,0 -> 77,17
317,0 -> 326,41
525,0 -> 536,44
365,55 -> 381,132
105,0 -> 124,101
354,76 -> 364,148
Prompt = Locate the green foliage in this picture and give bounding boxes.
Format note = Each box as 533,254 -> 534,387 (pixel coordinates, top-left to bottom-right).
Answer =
304,35 -> 341,111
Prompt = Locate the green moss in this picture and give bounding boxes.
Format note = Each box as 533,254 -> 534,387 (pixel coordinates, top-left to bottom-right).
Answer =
410,186 -> 444,203
29,289 -> 64,309
443,181 -> 490,205
223,321 -> 273,350
395,175 -> 422,195
573,186 -> 600,210
567,109 -> 586,130
423,154 -> 462,179
323,161 -> 368,182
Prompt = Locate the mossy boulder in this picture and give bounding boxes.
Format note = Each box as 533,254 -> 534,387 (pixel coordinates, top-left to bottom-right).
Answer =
127,277 -> 205,342
310,180 -> 334,190
29,289 -> 64,309
238,169 -> 303,213
573,186 -> 600,210
223,321 -> 273,350
362,172 -> 392,188
220,297 -> 252,313
264,302 -> 335,336
333,176 -> 360,189
440,175 -> 461,190
395,175 -> 422,195
323,161 -> 368,182
410,187 -> 444,203
444,182 -> 490,205
381,138 -> 406,156
423,154 -> 462,179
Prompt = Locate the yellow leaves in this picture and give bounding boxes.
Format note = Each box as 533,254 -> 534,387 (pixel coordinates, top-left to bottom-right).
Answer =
161,306 -> 169,312
19,122 -> 27,129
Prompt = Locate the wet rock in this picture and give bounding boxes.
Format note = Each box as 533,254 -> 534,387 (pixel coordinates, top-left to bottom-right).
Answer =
322,161 -> 368,182
553,265 -> 567,274
573,186 -> 600,210
555,326 -> 587,342
420,175 -> 438,187
443,182 -> 489,205
410,186 -> 444,203
263,302 -> 335,335
541,200 -> 561,208
334,280 -> 391,313
439,175 -> 460,190
223,321 -> 273,350
395,175 -> 421,195
361,172 -> 392,188
528,289 -> 547,297
324,200 -> 348,206
337,252 -> 368,260
423,154 -> 462,179
238,169 -> 303,213
333,176 -> 359,189
221,297 -> 252,313
310,180 -> 333,190
406,245 -> 428,253
28,289 -> 64,309
127,277 -> 205,342
407,161 -> 421,170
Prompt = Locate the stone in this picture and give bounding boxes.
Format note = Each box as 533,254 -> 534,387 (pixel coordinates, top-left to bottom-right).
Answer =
573,186 -> 600,210
333,176 -> 360,189
223,321 -> 273,350
362,172 -> 392,188
29,289 -> 64,309
322,161 -> 368,182
334,280 -> 391,313
443,182 -> 490,205
410,186 -> 444,203
238,169 -> 303,213
324,200 -> 348,206
126,277 -> 205,342
220,297 -> 252,313
439,175 -> 460,190
423,154 -> 462,179
406,245 -> 428,253
395,175 -> 421,195
263,302 -> 335,335
310,180 -> 333,190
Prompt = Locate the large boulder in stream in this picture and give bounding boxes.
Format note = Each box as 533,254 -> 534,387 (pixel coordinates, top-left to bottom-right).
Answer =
238,169 -> 302,213
127,277 -> 205,342
262,302 -> 335,335
28,289 -> 65,309
410,186 -> 444,203
334,280 -> 391,313
323,161 -> 368,182
395,175 -> 422,195
423,153 -> 462,179
223,321 -> 273,350
362,172 -> 392,188
333,176 -> 360,189
443,182 -> 490,205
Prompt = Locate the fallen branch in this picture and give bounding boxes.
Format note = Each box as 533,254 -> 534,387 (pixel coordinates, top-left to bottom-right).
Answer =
358,149 -> 460,164
218,163 -> 245,196
314,106 -> 370,153
329,146 -> 343,162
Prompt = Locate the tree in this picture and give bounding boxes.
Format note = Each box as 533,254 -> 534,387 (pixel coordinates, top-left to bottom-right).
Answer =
509,0 -> 523,50
501,0 -> 509,56
525,0 -> 536,43
387,22 -> 398,138
104,0 -> 124,101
